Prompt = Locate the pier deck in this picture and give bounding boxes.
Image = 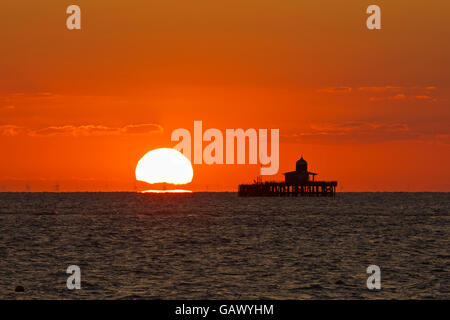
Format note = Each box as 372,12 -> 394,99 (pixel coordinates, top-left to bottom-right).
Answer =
238,181 -> 337,197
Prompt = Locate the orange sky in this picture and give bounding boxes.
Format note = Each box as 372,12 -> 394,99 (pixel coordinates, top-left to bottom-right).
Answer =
0,0 -> 449,191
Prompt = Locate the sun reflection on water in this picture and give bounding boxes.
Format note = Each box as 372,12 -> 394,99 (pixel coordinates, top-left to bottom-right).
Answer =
140,189 -> 192,193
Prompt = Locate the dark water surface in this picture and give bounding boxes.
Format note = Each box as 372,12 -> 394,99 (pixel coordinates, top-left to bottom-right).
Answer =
0,192 -> 448,299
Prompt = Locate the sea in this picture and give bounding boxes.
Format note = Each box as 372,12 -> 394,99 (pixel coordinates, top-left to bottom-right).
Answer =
0,192 -> 448,299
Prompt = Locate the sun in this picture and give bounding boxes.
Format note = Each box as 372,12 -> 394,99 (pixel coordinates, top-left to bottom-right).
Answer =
135,148 -> 193,185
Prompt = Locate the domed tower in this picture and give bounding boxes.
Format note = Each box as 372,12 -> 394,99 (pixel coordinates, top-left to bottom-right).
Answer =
296,156 -> 308,173
283,154 -> 318,184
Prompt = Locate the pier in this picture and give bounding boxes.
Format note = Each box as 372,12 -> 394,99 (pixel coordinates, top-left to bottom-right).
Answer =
238,155 -> 338,197
238,181 -> 337,197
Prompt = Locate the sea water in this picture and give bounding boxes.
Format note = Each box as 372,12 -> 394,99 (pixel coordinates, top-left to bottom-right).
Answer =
0,192 -> 448,299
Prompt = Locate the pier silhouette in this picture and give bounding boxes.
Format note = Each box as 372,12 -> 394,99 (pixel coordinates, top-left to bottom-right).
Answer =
238,156 -> 337,197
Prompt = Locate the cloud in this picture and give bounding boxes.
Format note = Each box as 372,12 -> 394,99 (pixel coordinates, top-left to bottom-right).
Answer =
4,92 -> 58,99
358,86 -> 403,93
369,93 -> 407,101
415,95 -> 433,100
0,125 -> 24,136
0,124 -> 163,137
282,121 -> 450,145
359,86 -> 437,92
0,92 -> 61,104
31,124 -> 163,137
360,86 -> 439,102
393,94 -> 406,100
316,87 -> 352,94
281,121 -> 422,145
434,134 -> 450,145
120,124 -> 163,134
31,125 -> 119,137
309,122 -> 410,134
369,94 -> 437,102
315,86 -> 439,102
